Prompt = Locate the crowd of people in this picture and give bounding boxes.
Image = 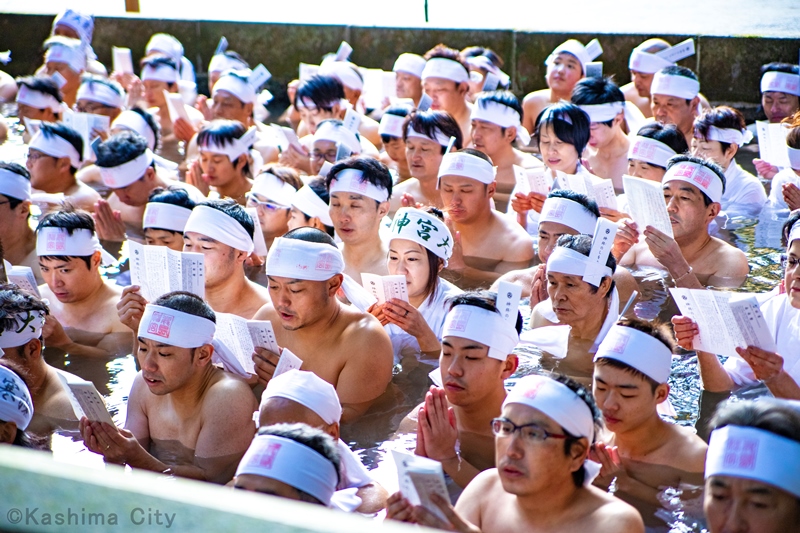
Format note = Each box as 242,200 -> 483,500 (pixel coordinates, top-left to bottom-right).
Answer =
1,8 -> 800,532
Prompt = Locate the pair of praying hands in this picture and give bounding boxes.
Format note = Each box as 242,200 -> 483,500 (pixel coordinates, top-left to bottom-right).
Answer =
93,199 -> 126,242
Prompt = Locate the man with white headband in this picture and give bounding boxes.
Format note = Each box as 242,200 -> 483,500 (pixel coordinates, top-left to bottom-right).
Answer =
390,109 -> 463,215
36,207 -> 129,357
258,369 -> 388,512
651,65 -> 702,146
318,60 -> 365,111
617,155 -> 749,289
625,123 -> 688,184
246,164 -> 301,251
326,157 -> 393,280
183,199 -> 270,319
378,104 -> 412,182
41,36 -> 85,108
0,363 -> 34,447
310,119 -> 362,177
393,53 -> 425,107
769,117 -> 800,209
703,399 -> 800,533
145,33 -> 195,84
590,319 -> 707,527
81,292 -> 257,484
463,47 -> 511,103
50,8 -> 105,77
26,122 -> 100,212
15,76 -> 64,138
421,45 -> 473,145
234,424 -> 340,506
251,228 -> 393,422
692,106 -> 766,218
0,163 -> 41,283
110,108 -> 160,152
389,373 -> 644,532
75,76 -> 124,123
759,62 -> 800,125
439,149 -> 534,289
471,91 -> 542,212
522,38 -> 602,135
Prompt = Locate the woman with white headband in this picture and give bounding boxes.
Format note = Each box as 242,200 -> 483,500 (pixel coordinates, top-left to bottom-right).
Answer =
370,207 -> 461,362
767,111 -> 800,210
692,106 -> 766,218
673,211 -> 800,400
703,399 -> 800,533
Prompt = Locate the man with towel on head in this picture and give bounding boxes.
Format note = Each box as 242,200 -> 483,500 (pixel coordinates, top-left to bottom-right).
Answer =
388,373 -> 644,532
439,149 -> 534,289
15,76 -> 65,141
590,319 -> 707,529
41,36 -> 86,108
393,53 -> 426,108
752,63 -> 800,180
650,66 -> 702,147
251,228 -> 393,423
80,291 -> 257,484
259,369 -> 388,512
0,163 -> 41,283
421,45 -> 473,145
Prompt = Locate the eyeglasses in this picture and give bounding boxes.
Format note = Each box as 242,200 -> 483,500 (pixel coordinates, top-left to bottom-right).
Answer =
246,194 -> 290,211
26,150 -> 53,163
310,150 -> 337,162
491,417 -> 567,443
780,254 -> 800,271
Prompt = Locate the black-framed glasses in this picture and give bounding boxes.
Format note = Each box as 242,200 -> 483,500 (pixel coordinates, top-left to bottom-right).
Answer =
491,417 -> 567,443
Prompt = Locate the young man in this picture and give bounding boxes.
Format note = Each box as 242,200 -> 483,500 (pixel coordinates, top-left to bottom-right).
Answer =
387,373 -> 644,532
650,66 -> 701,147
246,164 -> 301,250
393,53 -> 426,107
471,91 -> 543,212
421,45 -> 473,145
378,104 -> 413,182
326,156 -> 393,280
26,122 -> 100,212
591,320 -> 707,529
36,207 -> 129,356
80,292 -> 257,484
439,149 -> 534,289
41,36 -> 85,108
187,120 -> 257,204
0,163 -> 40,282
753,63 -> 800,179
75,75 -> 124,123
251,228 -> 393,422
15,76 -> 64,141
309,119 -> 362,177
622,38 -> 671,118
616,155 -> 749,288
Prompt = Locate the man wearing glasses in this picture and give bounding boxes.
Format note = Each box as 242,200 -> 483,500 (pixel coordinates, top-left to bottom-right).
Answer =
246,164 -> 301,250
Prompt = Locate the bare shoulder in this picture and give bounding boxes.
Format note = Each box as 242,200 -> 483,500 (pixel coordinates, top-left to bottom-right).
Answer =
492,266 -> 536,290
455,468 -> 501,515
516,150 -> 544,169
341,306 -> 390,343
252,301 -> 278,320
522,88 -> 550,106
587,488 -> 645,533
667,424 -> 708,472
496,212 -> 534,242
204,370 -> 258,413
710,237 -> 749,274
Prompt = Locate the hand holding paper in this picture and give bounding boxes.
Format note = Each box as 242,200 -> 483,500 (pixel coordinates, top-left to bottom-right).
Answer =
622,174 -> 673,238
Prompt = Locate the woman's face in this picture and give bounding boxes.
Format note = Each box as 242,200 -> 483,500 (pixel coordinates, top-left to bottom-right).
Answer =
785,239 -> 800,309
538,123 -> 580,174
627,158 -> 666,183
387,238 -> 433,302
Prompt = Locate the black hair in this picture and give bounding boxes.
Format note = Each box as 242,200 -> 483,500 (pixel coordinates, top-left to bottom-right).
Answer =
458,147 -> 493,165
0,283 -> 50,349
296,75 -> 345,112
460,46 -> 504,69
39,122 -> 83,173
474,90 -> 524,135
781,210 -> 800,248
423,44 -> 470,83
554,234 -> 616,295
380,103 -> 413,144
634,123 -> 689,165
295,178 -> 334,237
282,226 -> 337,248
665,154 -> 727,206
146,186 -> 196,235
218,50 -> 249,69
761,62 -> 800,77
15,75 -> 63,104
197,120 -> 253,178
421,206 -> 445,305
710,398 -> 800,444
152,291 -> 216,323
546,189 -> 600,218
327,156 -> 393,205
534,102 -> 590,157
36,206 -> 96,269
402,110 -> 463,155
141,55 -> 179,73
693,106 -> 747,154
570,76 -> 625,128
447,290 -> 523,335
0,162 -> 31,208
94,130 -> 149,168
199,199 -> 255,239
658,66 -> 699,104
259,164 -> 303,191
126,107 -> 161,150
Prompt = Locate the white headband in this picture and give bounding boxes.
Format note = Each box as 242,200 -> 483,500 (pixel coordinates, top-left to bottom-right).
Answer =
438,152 -> 495,185
0,365 -> 33,430
760,71 -> 800,97
578,102 -> 624,123
539,196 -> 598,235
36,227 -> 115,265
212,65 -> 271,105
406,124 -> 451,147
787,220 -> 800,246
546,246 -> 612,286
467,55 -> 510,88
16,84 -> 61,113
421,58 -> 469,84
236,435 -> 338,506
44,38 -> 85,73
53,9 -> 94,46
0,168 -> 32,202
184,205 -> 254,253
313,121 -> 361,155
198,126 -> 257,162
29,129 -> 82,168
0,309 -> 46,349
389,207 -> 453,262
260,369 -> 342,425
112,111 -> 156,151
471,100 -> 530,145
628,136 -> 677,168
393,53 -> 426,78
329,168 -> 389,203
628,49 -> 673,74
266,237 -> 344,281
141,64 -> 179,84
442,304 -> 519,361
319,61 -> 363,91
664,160 -> 723,204
651,71 -> 700,99
546,39 -> 602,74
251,172 -> 296,207
705,126 -> 753,147
594,325 -> 673,383
146,34 -> 183,63
379,113 -> 406,138
138,304 -> 215,348
291,185 -> 333,227
143,202 -> 193,232
98,149 -> 153,189
208,54 -> 248,74
77,80 -> 125,109
788,145 -> 800,171
706,425 -> 800,498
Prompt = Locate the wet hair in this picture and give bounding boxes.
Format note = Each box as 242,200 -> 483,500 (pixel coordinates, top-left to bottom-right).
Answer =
15,75 -> 63,104
140,56 -> 178,88
78,75 -> 124,107
0,162 -> 31,207
474,90 -> 524,136
297,178 -> 334,237
534,102 -> 590,157
460,46 -> 505,69
710,398 -> 800,444
146,187 -> 196,235
380,103 -> 413,144
327,156 -> 394,205
94,130 -> 150,169
665,154 -> 727,206
0,283 -> 49,349
546,189 -> 600,218
296,75 -> 345,112
658,66 -> 699,104
594,317 -> 674,392
125,107 -> 161,150
282,226 -> 338,248
781,210 -> 800,248
554,234 -> 616,296
152,291 -> 216,323
40,122 -> 83,173
693,106 -> 746,154
570,76 -> 625,128
0,359 -> 35,448
259,164 -> 303,191
257,423 -> 341,503
199,199 -> 255,239
197,120 -> 253,178
446,290 -> 523,335
634,123 -> 689,165
402,109 -> 463,154
36,205 -> 96,269
423,44 -> 470,84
